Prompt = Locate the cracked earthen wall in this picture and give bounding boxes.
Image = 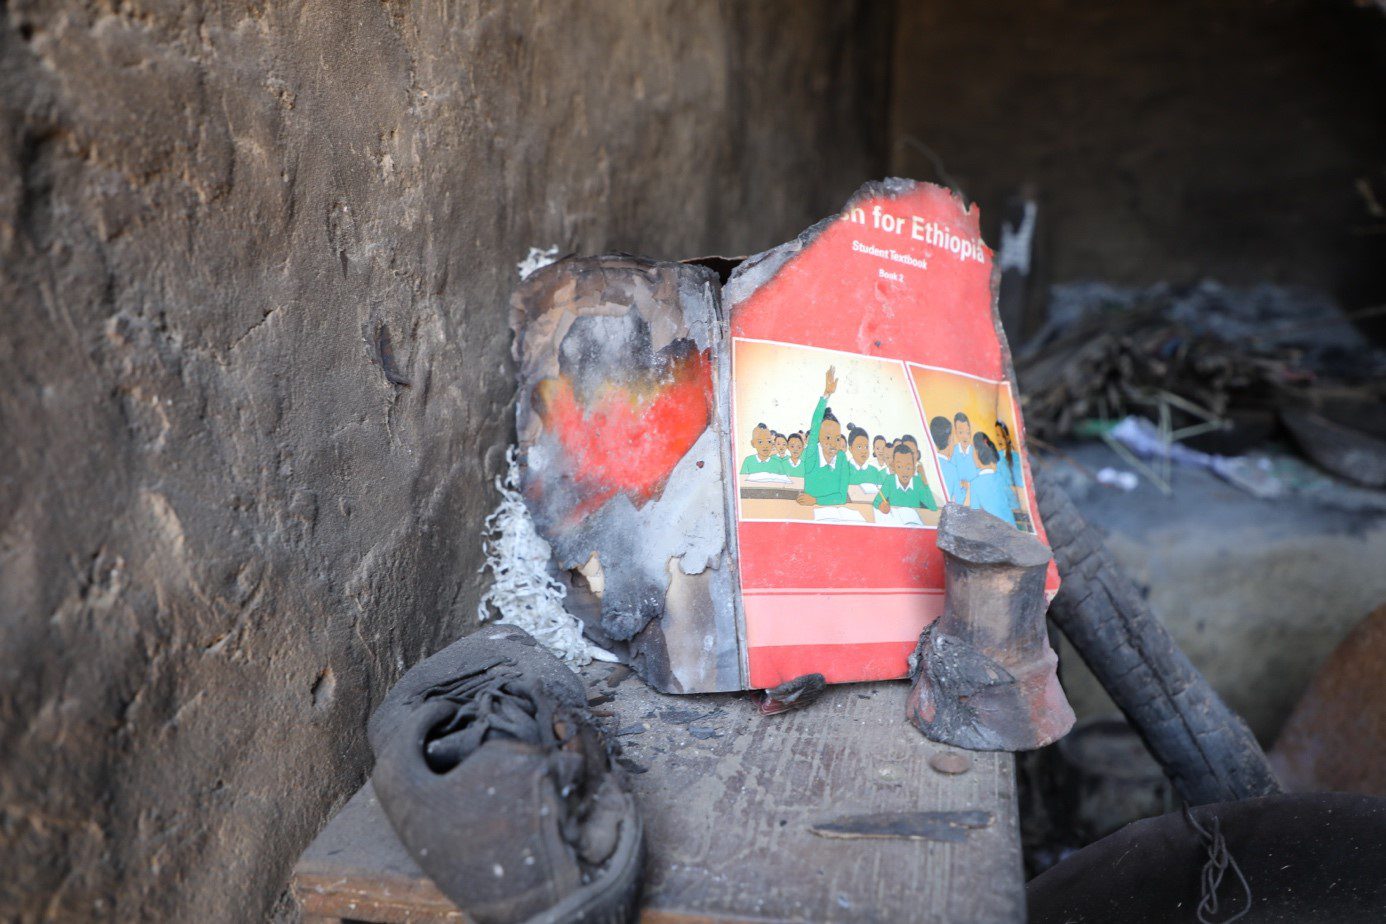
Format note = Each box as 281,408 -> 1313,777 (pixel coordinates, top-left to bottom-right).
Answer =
0,2 -> 892,919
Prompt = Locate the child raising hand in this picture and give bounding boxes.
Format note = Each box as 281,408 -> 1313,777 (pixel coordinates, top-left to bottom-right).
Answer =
796,366 -> 851,506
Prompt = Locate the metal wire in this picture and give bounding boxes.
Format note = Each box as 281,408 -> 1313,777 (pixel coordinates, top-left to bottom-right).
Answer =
1184,805 -> 1253,924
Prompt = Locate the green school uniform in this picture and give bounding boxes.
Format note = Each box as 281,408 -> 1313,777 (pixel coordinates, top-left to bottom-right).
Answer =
740,453 -> 785,475
873,473 -> 938,511
803,397 -> 850,505
846,459 -> 883,486
781,456 -> 806,476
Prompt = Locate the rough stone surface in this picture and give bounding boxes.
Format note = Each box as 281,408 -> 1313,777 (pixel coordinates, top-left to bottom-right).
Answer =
0,3 -> 891,920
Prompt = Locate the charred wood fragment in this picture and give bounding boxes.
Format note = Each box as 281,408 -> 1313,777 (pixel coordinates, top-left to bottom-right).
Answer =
756,673 -> 826,715
811,810 -> 994,843
1035,473 -> 1281,805
908,504 -> 1075,751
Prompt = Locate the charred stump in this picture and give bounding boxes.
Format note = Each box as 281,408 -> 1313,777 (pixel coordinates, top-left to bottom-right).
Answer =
908,504 -> 1075,751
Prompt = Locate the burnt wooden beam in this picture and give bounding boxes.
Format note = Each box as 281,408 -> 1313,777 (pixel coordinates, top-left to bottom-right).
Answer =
1034,472 -> 1281,805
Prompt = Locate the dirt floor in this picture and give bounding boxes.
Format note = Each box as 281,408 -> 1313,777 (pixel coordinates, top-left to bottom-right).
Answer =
1052,441 -> 1386,743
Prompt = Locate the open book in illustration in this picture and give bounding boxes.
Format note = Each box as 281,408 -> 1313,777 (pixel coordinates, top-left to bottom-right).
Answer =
812,506 -> 868,524
874,506 -> 925,528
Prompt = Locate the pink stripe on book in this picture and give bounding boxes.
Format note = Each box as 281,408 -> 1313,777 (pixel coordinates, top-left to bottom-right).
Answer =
748,642 -> 918,688
744,591 -> 943,649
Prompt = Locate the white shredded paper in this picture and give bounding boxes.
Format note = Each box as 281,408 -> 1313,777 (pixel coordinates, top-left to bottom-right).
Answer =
997,200 -> 1037,275
1095,467 -> 1139,492
515,245 -> 561,281
477,447 -> 615,666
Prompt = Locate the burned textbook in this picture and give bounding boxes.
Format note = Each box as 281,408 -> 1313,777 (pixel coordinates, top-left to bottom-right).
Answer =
512,179 -> 1057,695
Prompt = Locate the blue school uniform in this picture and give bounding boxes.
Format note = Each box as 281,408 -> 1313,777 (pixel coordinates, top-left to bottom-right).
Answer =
968,469 -> 1017,527
998,453 -> 1024,507
1006,453 -> 1028,487
936,452 -> 962,503
951,444 -> 980,486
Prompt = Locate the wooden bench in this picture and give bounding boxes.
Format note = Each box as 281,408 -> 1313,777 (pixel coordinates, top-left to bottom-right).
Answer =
292,662 -> 1024,923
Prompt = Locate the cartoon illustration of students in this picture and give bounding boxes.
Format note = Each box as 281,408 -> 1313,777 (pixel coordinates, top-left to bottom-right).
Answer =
781,432 -> 807,475
740,422 -> 785,475
845,424 -> 883,486
796,367 -> 850,506
874,443 -> 938,513
872,435 -> 890,472
965,433 -> 1018,527
995,420 -> 1027,514
949,412 -> 979,492
930,416 -> 963,502
773,432 -> 789,459
898,434 -> 924,480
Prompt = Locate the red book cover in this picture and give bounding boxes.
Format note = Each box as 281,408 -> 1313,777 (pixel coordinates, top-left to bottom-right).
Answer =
723,179 -> 1058,689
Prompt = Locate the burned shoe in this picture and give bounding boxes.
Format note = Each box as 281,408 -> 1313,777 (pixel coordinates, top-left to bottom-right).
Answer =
368,625 -> 643,924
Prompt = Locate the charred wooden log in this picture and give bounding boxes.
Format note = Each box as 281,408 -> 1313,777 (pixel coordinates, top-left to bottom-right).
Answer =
1035,473 -> 1281,804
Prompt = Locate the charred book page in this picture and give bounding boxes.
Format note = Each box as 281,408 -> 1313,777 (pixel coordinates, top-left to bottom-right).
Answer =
511,255 -> 745,694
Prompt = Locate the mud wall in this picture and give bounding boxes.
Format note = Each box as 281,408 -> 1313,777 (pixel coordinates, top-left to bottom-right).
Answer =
891,0 -> 1386,304
0,2 -> 891,919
